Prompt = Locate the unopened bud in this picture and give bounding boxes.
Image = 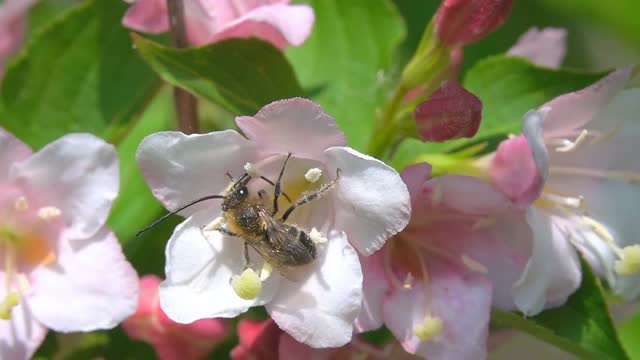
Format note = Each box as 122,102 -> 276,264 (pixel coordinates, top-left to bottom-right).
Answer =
435,0 -> 512,46
413,81 -> 481,142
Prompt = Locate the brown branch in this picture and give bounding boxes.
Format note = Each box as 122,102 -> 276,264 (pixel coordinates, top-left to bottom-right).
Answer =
167,0 -> 198,134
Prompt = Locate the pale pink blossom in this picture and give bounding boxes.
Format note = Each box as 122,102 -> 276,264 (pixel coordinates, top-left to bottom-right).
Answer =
0,0 -> 38,77
123,275 -> 228,360
355,163 -> 533,359
122,0 -> 315,48
0,128 -> 139,359
484,67 -> 640,312
136,98 -> 411,348
507,27 -> 567,69
435,0 -> 512,47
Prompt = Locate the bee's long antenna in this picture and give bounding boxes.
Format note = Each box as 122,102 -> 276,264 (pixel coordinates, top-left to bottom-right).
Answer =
136,194 -> 225,236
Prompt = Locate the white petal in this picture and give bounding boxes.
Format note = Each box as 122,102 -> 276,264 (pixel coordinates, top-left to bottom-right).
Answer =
0,127 -> 31,182
159,210 -> 280,323
323,147 -> 411,256
267,231 -> 363,348
507,27 -> 567,69
29,228 -> 139,332
512,208 -> 582,315
0,279 -> 47,360
9,133 -> 118,241
136,130 -> 256,216
522,109 -> 549,180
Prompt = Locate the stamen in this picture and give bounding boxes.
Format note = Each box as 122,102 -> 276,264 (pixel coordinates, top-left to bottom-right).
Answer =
472,216 -> 496,230
231,268 -> 262,300
259,263 -> 273,281
615,245 -> 640,275
14,197 -> 28,211
309,228 -> 327,244
304,168 -> 323,183
549,167 -> 640,183
555,129 -> 589,152
539,192 -> 585,211
203,216 -> 225,232
431,181 -> 443,207
413,315 -> 443,342
402,273 -> 414,289
37,206 -> 61,221
461,254 -> 488,274
383,242 -> 407,290
0,292 -> 20,320
244,162 -> 259,178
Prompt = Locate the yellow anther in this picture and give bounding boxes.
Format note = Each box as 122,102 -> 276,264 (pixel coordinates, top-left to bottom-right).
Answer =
259,263 -> 273,281
37,206 -> 61,221
304,168 -> 322,183
461,254 -> 488,274
14,197 -> 28,211
413,315 -> 443,342
0,292 -> 20,320
615,245 -> 640,275
231,268 -> 262,300
309,228 -> 327,244
244,162 -> 259,178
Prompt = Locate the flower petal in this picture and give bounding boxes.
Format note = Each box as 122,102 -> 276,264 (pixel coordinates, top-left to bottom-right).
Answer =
0,127 -> 31,181
540,67 -> 631,139
9,133 -> 118,241
29,228 -> 139,332
355,250 -> 389,332
512,208 -> 582,315
0,280 -> 47,360
507,27 -> 567,69
213,3 -> 315,48
236,98 -> 346,161
324,147 -> 411,255
278,332 -> 335,360
136,130 -> 256,216
159,210 -> 280,323
266,231 -> 363,348
383,258 -> 491,360
122,0 -> 169,34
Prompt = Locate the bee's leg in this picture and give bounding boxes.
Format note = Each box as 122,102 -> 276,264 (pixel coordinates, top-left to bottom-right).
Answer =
257,176 -> 292,203
272,153 -> 293,216
214,227 -> 239,237
281,169 -> 341,222
243,242 -> 251,269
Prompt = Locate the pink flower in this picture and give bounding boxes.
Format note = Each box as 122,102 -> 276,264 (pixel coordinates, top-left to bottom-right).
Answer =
484,67 -> 640,313
435,0 -> 512,47
0,128 -> 139,360
355,163 -> 534,359
231,319 -> 280,360
507,27 -> 567,69
0,0 -> 38,77
123,275 -> 228,360
136,98 -> 411,348
122,0 -> 315,48
413,81 -> 482,142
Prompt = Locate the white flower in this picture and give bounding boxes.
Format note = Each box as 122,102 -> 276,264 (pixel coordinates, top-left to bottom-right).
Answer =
0,128 -> 139,359
136,98 -> 411,347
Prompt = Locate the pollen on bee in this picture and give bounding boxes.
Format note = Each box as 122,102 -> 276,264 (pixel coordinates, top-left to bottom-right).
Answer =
413,315 -> 443,342
304,168 -> 323,183
310,228 -> 327,244
14,197 -> 28,211
615,245 -> 640,275
37,206 -> 61,221
244,162 -> 259,178
231,268 -> 262,300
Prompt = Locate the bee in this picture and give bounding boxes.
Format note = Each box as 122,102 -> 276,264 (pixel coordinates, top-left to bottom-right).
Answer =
137,153 -> 341,279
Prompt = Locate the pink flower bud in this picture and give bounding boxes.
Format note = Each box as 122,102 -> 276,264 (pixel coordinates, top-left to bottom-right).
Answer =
122,275 -> 228,360
435,0 -> 512,46
231,319 -> 281,360
413,81 -> 482,142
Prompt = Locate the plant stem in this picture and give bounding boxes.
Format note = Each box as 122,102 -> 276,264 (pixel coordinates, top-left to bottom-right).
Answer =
167,0 -> 198,134
367,85 -> 408,159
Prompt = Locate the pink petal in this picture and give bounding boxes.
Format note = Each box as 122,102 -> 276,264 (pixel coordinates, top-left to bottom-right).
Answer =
489,135 -> 544,208
540,67 -> 632,139
355,250 -> 389,332
0,127 -> 31,181
236,98 -> 346,162
413,81 -> 482,142
435,0 -> 512,46
29,228 -> 139,332
507,27 -> 567,69
122,0 -> 169,34
212,3 -> 315,48
231,319 -> 280,360
278,332 -> 335,360
0,0 -> 36,70
383,258 -> 491,360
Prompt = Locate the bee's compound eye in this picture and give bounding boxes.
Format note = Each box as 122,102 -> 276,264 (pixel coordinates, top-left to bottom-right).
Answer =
238,186 -> 248,198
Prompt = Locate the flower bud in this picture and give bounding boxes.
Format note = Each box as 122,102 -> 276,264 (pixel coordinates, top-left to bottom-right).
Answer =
435,0 -> 512,46
413,81 -> 482,142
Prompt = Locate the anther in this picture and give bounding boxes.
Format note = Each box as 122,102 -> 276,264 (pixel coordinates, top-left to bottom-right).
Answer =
244,162 -> 259,178
403,273 -> 414,289
0,292 -> 20,320
231,268 -> 262,300
555,129 -> 589,152
615,245 -> 640,275
259,263 -> 273,281
304,168 -> 323,183
310,228 -> 327,244
37,206 -> 61,221
413,315 -> 443,342
14,197 -> 28,211
461,254 -> 488,274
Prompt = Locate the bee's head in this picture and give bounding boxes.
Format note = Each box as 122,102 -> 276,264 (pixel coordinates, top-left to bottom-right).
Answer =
222,175 -> 251,211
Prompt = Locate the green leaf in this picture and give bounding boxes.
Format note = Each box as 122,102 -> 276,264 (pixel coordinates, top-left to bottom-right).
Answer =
0,0 -> 159,149
391,56 -> 605,170
286,0 -> 406,151
492,260 -> 629,360
132,35 -> 303,115
619,306 -> 640,359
